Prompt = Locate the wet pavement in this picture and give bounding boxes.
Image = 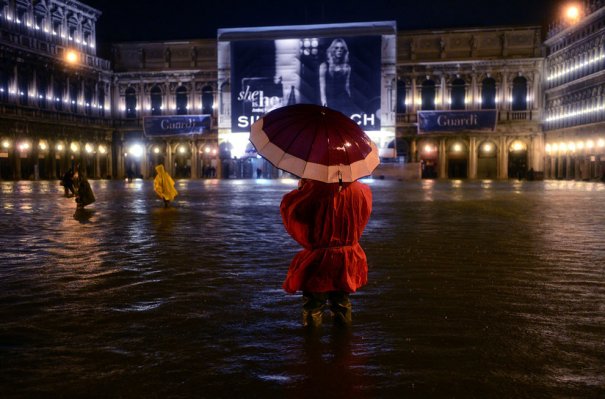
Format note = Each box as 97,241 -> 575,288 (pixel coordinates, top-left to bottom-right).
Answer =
1,178 -> 604,398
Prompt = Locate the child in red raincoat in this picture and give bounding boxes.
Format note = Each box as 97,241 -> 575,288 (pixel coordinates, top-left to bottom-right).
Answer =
280,178 -> 372,327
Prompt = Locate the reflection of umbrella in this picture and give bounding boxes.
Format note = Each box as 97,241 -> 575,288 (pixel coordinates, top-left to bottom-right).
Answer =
250,104 -> 379,183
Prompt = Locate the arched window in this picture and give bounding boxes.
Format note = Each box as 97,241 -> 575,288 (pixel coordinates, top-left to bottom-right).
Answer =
84,84 -> 93,115
481,78 -> 496,110
396,79 -> 406,113
512,76 -> 528,111
0,67 -> 8,101
201,85 -> 213,114
176,86 -> 188,115
54,78 -> 64,111
421,80 -> 435,111
150,85 -> 162,115
69,83 -> 78,113
18,70 -> 29,106
37,74 -> 48,109
98,87 -> 105,117
450,78 -> 466,110
125,87 -> 137,118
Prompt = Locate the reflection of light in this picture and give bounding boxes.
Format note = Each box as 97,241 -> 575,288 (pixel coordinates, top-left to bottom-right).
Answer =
129,144 -> 144,157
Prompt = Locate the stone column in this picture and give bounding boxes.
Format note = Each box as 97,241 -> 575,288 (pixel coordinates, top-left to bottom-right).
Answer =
438,138 -> 447,178
498,136 -> 508,179
95,150 -> 101,179
469,136 -> 477,179
165,141 -> 173,176
411,76 -> 417,114
190,141 -> 198,179
410,139 -> 417,163
471,73 -> 478,108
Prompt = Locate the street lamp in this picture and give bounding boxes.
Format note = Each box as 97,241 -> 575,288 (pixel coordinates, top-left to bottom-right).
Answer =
65,49 -> 78,64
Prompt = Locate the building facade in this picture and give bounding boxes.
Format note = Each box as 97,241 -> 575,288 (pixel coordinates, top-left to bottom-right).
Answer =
0,0 -> 113,180
395,27 -> 544,179
543,0 -> 605,180
1,0 -> 604,182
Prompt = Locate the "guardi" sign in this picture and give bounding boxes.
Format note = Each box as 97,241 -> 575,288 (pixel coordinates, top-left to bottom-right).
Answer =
417,110 -> 497,133
143,115 -> 211,137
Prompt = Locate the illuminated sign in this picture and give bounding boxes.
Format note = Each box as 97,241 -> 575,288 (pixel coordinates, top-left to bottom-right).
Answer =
229,35 -> 382,132
418,110 -> 498,133
143,115 -> 211,137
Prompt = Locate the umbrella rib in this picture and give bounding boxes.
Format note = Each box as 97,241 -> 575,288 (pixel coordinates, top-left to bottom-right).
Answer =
333,124 -> 353,180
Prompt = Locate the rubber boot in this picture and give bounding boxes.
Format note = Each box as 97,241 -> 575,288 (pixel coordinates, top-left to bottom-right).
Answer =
302,293 -> 326,328
329,292 -> 352,326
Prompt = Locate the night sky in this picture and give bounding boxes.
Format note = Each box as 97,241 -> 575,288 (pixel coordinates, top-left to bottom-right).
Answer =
85,0 -> 567,45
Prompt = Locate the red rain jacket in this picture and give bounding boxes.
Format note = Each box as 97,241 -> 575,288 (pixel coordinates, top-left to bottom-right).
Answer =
280,179 -> 373,294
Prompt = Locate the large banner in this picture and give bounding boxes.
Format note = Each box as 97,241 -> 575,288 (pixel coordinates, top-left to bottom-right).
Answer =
230,36 -> 382,132
143,115 -> 211,137
418,110 -> 498,133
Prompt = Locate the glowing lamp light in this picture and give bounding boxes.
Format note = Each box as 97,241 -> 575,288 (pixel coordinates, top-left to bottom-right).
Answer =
586,140 -> 594,149
568,142 -> 576,152
576,141 -> 584,150
204,147 -> 211,154
70,143 -> 79,153
98,145 -> 107,154
545,144 -> 551,154
2,140 -> 10,149
452,143 -> 462,153
178,146 -> 187,154
56,144 -> 64,151
85,143 -> 94,154
153,147 -> 160,154
129,144 -> 144,158
65,50 -> 78,64
559,142 -> 567,152
482,143 -> 493,152
39,142 -> 47,151
597,139 -> 605,148
511,142 -> 525,152
552,143 -> 559,152
18,142 -> 30,151
565,5 -> 581,21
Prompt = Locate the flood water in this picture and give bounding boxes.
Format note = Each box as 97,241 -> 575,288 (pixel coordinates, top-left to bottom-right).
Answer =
1,178 -> 604,398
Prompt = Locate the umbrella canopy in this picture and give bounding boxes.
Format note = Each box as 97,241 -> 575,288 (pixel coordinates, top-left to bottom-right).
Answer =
250,104 -> 380,183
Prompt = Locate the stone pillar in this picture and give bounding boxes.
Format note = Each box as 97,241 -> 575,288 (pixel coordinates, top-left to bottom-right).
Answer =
165,141 -> 173,176
439,75 -> 446,109
49,140 -> 57,179
13,145 -> 21,180
410,139 -> 417,163
500,72 -> 509,111
438,138 -> 447,178
191,141 -> 198,179
411,76 -> 417,114
469,136 -> 477,179
141,147 -> 148,179
95,151 -> 101,179
471,73 -> 478,108
498,136 -> 508,179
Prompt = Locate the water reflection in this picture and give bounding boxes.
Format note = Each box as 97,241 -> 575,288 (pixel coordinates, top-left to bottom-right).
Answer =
0,179 -> 604,398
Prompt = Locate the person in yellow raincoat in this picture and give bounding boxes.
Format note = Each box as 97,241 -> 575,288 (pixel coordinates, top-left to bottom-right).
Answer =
153,164 -> 178,208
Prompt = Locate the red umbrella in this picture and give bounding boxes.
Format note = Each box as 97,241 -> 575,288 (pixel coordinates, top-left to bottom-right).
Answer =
250,104 -> 380,183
